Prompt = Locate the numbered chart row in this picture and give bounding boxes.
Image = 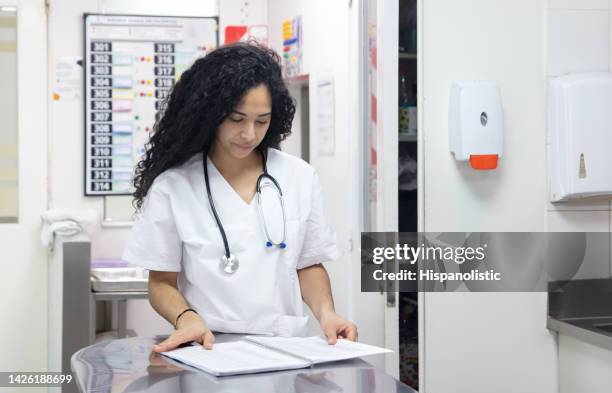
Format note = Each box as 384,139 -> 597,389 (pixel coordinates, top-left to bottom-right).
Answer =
91,133 -> 132,146
90,181 -> 132,193
90,123 -> 133,133
91,53 -> 176,65
91,156 -> 133,169
91,77 -> 175,88
91,169 -> 132,181
90,98 -> 159,112
90,112 -> 149,123
91,88 -> 171,99
90,100 -> 135,112
91,42 -> 176,54
90,111 -> 160,122
90,145 -> 133,157
91,65 -> 176,76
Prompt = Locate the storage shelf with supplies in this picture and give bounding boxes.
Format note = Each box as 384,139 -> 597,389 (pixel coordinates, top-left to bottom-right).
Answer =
399,134 -> 417,142
398,0 -> 418,388
399,52 -> 417,60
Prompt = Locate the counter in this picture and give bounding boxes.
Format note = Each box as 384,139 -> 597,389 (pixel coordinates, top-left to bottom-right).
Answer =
71,335 -> 417,393
547,316 -> 612,352
548,279 -> 612,391
548,278 -> 612,350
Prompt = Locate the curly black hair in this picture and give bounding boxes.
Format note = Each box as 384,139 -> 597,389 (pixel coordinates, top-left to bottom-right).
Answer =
133,42 -> 296,210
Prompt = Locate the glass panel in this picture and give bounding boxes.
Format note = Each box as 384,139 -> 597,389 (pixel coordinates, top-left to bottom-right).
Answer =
0,9 -> 18,223
364,0 -> 378,231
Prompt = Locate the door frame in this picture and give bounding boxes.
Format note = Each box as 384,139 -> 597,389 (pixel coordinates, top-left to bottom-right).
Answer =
377,0 -> 400,378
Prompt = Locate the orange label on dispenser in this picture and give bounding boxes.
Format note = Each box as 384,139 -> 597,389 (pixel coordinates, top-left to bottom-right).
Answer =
469,154 -> 499,170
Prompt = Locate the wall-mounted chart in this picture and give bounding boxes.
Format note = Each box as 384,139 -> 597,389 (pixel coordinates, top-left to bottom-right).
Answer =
84,14 -> 218,195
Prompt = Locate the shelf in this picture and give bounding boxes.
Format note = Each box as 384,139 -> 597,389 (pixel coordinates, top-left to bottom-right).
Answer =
92,291 -> 148,301
283,73 -> 309,86
399,52 -> 417,59
399,134 -> 417,142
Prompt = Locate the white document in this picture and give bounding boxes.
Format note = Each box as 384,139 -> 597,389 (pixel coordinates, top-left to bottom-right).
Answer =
316,76 -> 335,156
163,341 -> 310,376
162,336 -> 392,377
53,56 -> 83,101
244,335 -> 393,364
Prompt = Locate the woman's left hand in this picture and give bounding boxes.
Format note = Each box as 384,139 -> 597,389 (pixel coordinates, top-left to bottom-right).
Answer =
319,311 -> 358,344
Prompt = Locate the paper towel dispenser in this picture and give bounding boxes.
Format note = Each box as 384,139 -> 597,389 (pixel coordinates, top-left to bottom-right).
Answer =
449,81 -> 504,170
549,73 -> 612,202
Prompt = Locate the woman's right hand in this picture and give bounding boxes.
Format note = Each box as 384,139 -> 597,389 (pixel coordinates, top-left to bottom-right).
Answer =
152,311 -> 215,352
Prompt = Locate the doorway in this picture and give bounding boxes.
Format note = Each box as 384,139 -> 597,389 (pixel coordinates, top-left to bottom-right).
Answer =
398,0 -> 418,389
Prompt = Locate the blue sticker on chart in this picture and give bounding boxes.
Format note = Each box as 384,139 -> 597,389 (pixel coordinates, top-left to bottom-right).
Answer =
113,124 -> 133,133
112,134 -> 132,145
113,156 -> 133,167
112,170 -> 132,181
112,77 -> 133,88
112,54 -> 133,65
112,144 -> 132,155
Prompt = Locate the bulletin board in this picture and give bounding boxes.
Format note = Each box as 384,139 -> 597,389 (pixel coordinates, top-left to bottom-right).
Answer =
84,14 -> 218,195
281,16 -> 302,77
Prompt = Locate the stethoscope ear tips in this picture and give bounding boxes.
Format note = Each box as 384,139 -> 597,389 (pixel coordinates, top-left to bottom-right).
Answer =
265,241 -> 287,249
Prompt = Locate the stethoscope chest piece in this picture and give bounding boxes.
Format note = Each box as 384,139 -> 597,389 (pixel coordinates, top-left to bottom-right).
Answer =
220,254 -> 239,274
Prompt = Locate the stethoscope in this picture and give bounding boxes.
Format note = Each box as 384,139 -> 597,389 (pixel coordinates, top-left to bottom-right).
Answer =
203,149 -> 287,275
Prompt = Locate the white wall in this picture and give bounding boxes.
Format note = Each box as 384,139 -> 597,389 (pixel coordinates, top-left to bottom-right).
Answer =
559,334 -> 612,393
422,1 -> 558,392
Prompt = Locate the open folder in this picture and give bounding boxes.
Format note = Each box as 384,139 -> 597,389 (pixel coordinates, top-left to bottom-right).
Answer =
161,335 -> 393,376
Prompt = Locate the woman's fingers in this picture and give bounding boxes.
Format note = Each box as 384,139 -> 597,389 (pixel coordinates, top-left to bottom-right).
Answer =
153,336 -> 178,353
324,326 -> 338,345
336,324 -> 358,342
152,316 -> 215,353
202,330 -> 215,350
153,332 -> 191,353
345,324 -> 358,341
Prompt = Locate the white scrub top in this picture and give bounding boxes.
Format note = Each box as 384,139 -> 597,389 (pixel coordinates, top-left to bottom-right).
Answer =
122,148 -> 341,337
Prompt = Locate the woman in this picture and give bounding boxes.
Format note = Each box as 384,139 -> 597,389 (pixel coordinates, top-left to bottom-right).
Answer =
122,42 -> 357,352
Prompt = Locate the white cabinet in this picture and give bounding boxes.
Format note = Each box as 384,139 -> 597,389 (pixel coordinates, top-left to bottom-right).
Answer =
549,73 -> 612,202
559,334 -> 612,393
